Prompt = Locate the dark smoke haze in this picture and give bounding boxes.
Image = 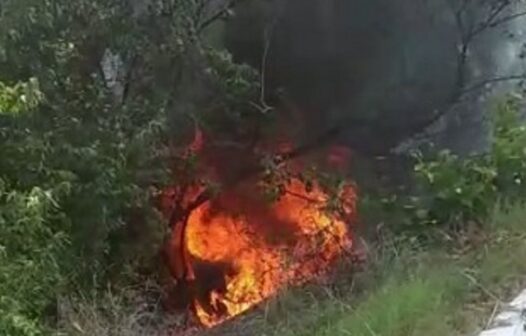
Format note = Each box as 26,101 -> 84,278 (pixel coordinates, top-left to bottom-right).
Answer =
224,0 -> 526,155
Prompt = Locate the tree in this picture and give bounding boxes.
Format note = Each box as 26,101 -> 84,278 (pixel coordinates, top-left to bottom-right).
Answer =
0,1 -> 346,333
223,0 -> 526,155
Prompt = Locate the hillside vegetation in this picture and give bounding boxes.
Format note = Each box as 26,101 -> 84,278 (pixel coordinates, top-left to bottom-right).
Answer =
1,1 -> 526,336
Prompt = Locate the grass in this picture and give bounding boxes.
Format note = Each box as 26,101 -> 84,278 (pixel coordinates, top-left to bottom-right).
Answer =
213,202 -> 526,336
54,281 -> 183,336
54,203 -> 526,336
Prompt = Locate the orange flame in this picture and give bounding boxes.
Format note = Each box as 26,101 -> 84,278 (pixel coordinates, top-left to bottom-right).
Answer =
162,127 -> 355,327
181,179 -> 354,327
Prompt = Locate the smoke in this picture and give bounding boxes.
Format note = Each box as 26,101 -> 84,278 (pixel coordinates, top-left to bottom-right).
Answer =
225,0 -> 526,155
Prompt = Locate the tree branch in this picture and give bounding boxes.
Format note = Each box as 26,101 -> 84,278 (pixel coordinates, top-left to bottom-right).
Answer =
251,10 -> 279,114
169,0 -> 526,227
467,0 -> 512,40
454,0 -> 513,90
484,9 -> 526,29
167,122 -> 346,225
461,74 -> 526,94
423,0 -> 525,149
197,0 -> 242,33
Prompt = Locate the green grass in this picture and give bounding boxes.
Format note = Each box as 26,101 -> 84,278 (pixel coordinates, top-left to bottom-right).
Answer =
60,203 -> 526,336
242,202 -> 526,336
318,276 -> 456,336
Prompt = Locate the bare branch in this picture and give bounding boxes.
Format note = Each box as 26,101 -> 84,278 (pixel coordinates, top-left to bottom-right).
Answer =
484,9 -> 526,29
197,0 -> 242,33
467,0 -> 513,40
252,14 -> 279,114
461,74 -> 526,94
454,0 -> 513,90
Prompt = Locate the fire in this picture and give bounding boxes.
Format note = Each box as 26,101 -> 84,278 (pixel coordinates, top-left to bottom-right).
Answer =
180,179 -> 354,327
161,127 -> 355,327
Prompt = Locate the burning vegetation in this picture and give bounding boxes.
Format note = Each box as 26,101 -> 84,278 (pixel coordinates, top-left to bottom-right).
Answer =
190,179 -> 353,327
159,128 -> 356,328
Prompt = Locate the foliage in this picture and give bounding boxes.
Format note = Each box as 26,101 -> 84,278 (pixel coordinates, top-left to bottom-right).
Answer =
406,150 -> 497,228
0,182 -> 70,336
2,1 -> 524,334
0,0 -> 271,334
0,81 -> 63,335
0,1 -> 166,333
375,96 -> 526,234
0,78 -> 42,115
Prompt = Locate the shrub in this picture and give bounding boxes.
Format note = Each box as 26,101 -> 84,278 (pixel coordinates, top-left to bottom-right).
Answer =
380,96 -> 526,234
0,180 -> 69,335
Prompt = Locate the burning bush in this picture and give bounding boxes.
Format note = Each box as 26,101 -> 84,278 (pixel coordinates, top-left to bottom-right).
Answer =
160,132 -> 357,327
